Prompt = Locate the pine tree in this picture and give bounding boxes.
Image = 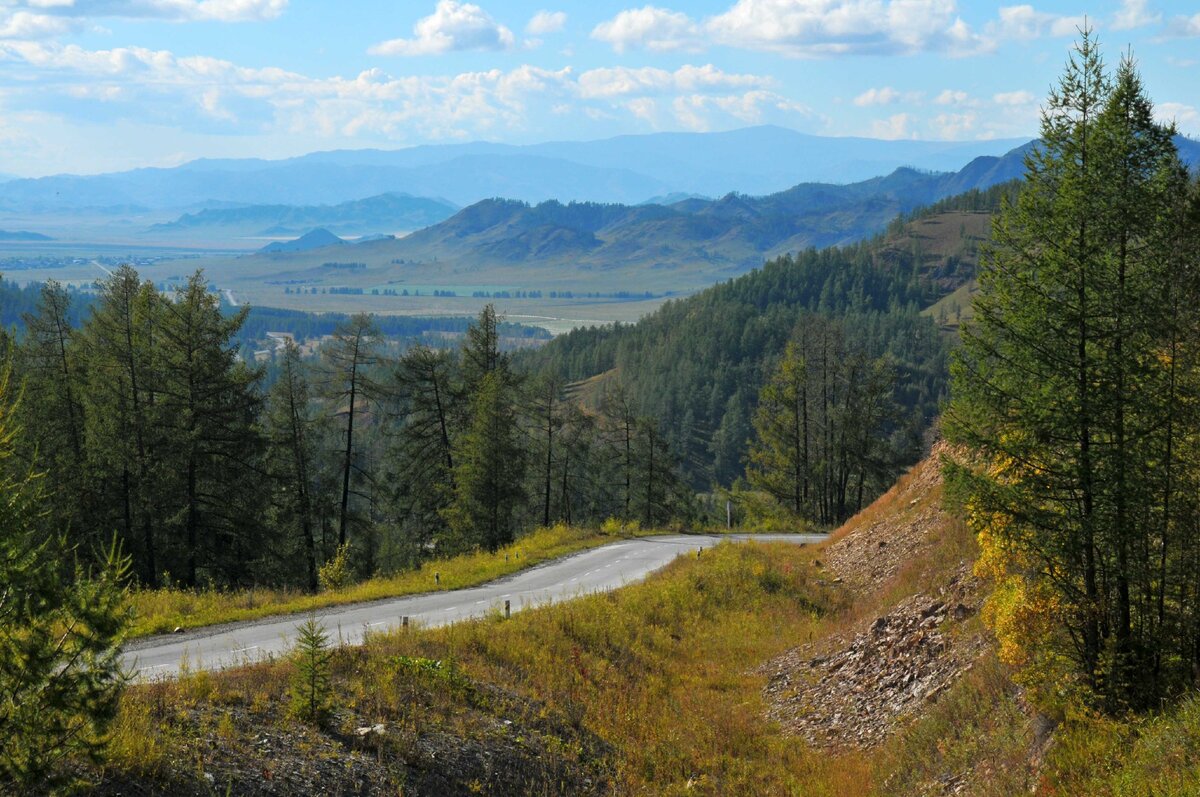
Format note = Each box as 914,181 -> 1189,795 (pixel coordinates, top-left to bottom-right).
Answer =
0,363 -> 131,789
288,618 -> 332,724
319,313 -> 382,552
445,371 -> 526,552
79,266 -> 163,585
946,33 -> 1198,709
266,341 -> 321,592
156,272 -> 263,587
15,281 -> 93,546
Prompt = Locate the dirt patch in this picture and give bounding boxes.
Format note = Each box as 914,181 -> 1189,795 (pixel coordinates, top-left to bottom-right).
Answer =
822,442 -> 951,591
762,566 -> 983,749
762,442 -> 989,750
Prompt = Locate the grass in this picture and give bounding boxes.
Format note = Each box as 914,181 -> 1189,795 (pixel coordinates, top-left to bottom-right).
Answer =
1036,697 -> 1200,797
127,523 -> 643,638
99,539 -> 877,795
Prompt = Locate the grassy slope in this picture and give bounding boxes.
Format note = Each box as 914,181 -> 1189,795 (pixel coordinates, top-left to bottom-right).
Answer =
93,446 -> 1200,795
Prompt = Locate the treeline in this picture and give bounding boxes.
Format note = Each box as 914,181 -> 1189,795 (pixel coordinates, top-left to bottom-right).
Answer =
0,270 -> 687,590
885,179 -> 1019,235
747,315 -> 902,525
947,36 -> 1200,711
235,305 -> 550,347
525,223 -> 962,491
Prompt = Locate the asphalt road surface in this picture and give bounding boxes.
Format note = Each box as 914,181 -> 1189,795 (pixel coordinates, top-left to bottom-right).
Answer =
122,533 -> 827,679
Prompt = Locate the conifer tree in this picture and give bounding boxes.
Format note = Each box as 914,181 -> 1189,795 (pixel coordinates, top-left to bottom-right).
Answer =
0,364 -> 130,790
266,341 -> 321,592
946,33 -> 1198,709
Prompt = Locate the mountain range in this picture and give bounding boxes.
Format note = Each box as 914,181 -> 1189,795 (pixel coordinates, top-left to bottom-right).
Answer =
228,142 -> 1035,297
152,193 -> 459,238
0,126 -> 1029,213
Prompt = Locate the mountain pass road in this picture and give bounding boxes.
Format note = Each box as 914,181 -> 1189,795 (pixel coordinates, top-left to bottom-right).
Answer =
121,533 -> 827,678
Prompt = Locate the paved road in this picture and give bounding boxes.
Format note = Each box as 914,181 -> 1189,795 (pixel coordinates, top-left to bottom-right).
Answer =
122,533 -> 826,678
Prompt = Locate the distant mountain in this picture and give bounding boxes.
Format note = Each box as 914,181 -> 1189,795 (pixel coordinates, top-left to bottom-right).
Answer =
0,229 -> 52,241
258,228 -> 344,254
363,145 -> 1033,274
231,141 -> 1034,296
152,192 -> 458,237
0,126 -> 1032,213
639,192 -> 712,206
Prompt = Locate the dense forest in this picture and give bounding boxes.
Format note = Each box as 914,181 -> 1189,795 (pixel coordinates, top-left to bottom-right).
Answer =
524,185 -> 1009,500
0,272 -> 692,591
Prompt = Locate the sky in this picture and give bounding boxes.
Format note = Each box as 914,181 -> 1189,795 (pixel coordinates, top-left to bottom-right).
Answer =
0,0 -> 1196,177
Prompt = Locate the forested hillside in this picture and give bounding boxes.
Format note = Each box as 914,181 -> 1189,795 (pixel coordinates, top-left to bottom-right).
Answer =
527,184 -> 1013,495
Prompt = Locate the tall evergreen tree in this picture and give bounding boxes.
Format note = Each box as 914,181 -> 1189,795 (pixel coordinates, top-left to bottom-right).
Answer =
318,313 -> 381,551
156,272 -> 263,587
946,34 -> 1198,709
79,267 -> 163,584
445,371 -> 526,552
15,281 -> 92,544
0,363 -> 130,790
265,341 -> 321,592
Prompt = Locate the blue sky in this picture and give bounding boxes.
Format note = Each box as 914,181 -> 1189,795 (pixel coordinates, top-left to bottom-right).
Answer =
0,0 -> 1196,176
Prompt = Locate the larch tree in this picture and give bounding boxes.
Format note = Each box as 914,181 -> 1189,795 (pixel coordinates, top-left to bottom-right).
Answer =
946,32 -> 1199,710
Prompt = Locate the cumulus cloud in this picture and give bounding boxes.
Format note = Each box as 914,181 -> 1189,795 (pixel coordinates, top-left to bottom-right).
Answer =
592,0 -> 985,58
932,111 -> 978,139
934,88 -> 971,105
987,5 -> 1082,40
526,9 -> 566,35
370,1 -> 515,57
0,0 -> 285,40
993,89 -> 1034,106
855,87 -> 899,106
1156,102 -> 1200,135
591,6 -> 702,53
1111,0 -> 1160,31
0,41 -> 808,145
1163,13 -> 1200,37
871,113 -> 914,140
576,63 -> 769,99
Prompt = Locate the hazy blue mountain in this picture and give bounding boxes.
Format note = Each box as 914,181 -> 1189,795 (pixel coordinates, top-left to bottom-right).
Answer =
258,228 -> 345,254
244,140 -> 1036,291
639,192 -> 712,205
0,126 -> 1032,213
0,229 -> 52,241
152,192 -> 458,237
0,154 -> 672,212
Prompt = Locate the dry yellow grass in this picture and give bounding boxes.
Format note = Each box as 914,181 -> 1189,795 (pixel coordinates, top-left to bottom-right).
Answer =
127,524 -> 637,638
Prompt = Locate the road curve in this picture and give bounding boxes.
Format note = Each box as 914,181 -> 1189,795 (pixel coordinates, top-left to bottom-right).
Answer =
122,533 -> 826,678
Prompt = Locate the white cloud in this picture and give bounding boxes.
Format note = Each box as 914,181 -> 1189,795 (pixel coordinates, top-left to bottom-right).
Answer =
872,112 -> 914,140
1112,0 -> 1160,31
0,10 -> 74,38
993,89 -> 1034,106
855,87 -> 899,107
369,1 -> 515,57
988,5 -> 1082,40
593,0 -> 985,58
577,63 -> 769,99
526,9 -> 565,35
591,6 -> 700,53
0,41 -> 811,148
932,111 -> 978,139
0,0 -> 285,40
935,88 -> 971,105
1164,13 -> 1200,37
1156,102 -> 1200,136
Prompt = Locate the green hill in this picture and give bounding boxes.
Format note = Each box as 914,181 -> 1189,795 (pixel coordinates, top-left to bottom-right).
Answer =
522,185 -> 1011,488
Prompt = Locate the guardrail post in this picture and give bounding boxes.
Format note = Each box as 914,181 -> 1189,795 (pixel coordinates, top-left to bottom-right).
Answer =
504,599 -> 511,619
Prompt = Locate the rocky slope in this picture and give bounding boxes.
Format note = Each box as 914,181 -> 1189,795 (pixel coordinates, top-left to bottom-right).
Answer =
760,443 -> 990,752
